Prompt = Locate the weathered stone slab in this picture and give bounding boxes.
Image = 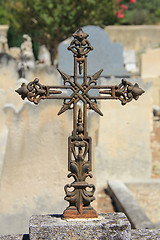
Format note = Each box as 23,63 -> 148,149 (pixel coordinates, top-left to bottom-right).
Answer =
108,181 -> 153,229
29,213 -> 131,240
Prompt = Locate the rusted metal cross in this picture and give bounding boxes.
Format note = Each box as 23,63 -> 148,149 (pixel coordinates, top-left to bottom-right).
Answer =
16,28 -> 144,219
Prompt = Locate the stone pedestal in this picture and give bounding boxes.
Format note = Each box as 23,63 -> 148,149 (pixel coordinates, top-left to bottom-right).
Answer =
29,213 -> 131,240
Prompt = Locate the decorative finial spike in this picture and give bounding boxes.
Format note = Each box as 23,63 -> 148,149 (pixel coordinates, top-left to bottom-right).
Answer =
57,69 -> 70,82
92,69 -> 103,80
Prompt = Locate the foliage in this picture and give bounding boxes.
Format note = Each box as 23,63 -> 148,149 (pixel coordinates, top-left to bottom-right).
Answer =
4,0 -> 119,63
3,0 -> 160,62
7,26 -> 23,48
122,0 -> 160,24
0,0 -> 8,24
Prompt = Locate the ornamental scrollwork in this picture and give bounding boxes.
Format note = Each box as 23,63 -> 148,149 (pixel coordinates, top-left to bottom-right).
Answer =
64,109 -> 95,213
68,28 -> 93,58
16,78 -> 61,104
57,68 -> 103,116
100,79 -> 145,105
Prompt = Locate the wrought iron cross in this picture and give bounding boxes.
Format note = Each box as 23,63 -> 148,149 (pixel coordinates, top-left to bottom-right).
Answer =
16,28 -> 144,219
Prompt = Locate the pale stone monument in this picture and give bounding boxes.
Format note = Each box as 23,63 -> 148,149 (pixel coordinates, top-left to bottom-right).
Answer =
141,48 -> 160,106
141,48 -> 160,79
0,25 -> 9,53
19,34 -> 35,69
123,49 -> 138,73
38,45 -> 51,65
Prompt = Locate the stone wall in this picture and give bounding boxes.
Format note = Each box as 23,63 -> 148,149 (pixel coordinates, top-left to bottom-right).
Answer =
105,25 -> 160,52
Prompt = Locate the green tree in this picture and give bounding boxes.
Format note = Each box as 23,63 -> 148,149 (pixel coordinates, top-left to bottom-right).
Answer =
0,0 -> 8,24
122,0 -> 160,24
5,0 -> 118,63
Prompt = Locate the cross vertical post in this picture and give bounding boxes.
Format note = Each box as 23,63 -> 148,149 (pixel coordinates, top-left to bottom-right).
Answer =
16,28 -> 144,219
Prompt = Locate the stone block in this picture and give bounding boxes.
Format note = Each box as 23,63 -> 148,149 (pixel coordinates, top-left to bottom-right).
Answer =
29,213 -> 131,240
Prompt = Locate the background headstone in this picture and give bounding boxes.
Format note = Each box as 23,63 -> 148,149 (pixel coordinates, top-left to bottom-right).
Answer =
38,45 -> 51,66
123,49 -> 138,73
0,25 -> 9,53
141,48 -> 160,79
58,25 -> 129,78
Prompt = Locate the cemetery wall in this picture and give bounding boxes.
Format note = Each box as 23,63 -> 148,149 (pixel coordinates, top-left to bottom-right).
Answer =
105,25 -> 160,52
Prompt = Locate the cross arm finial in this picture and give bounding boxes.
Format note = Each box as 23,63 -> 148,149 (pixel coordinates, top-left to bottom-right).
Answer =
99,79 -> 145,106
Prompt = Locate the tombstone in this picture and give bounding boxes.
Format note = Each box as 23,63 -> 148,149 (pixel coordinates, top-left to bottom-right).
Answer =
38,45 -> 51,66
0,25 -> 9,53
19,34 -> 35,70
123,49 -> 138,73
141,48 -> 160,79
141,48 -> 160,107
58,25 -> 129,78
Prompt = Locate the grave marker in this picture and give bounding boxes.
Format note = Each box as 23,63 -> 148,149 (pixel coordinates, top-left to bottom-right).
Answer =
16,28 -> 144,219
58,25 -> 130,78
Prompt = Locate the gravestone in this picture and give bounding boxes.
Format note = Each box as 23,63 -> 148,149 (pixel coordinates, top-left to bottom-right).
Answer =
19,34 -> 35,70
0,25 -> 9,53
141,48 -> 160,106
141,48 -> 160,79
58,25 -> 129,78
38,45 -> 51,66
123,50 -> 138,73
